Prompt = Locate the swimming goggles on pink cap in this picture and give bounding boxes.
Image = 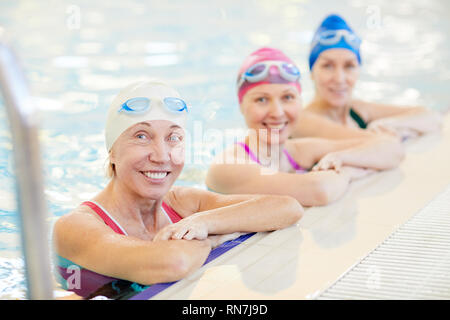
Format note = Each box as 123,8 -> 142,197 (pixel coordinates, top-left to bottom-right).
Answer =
237,60 -> 301,90
118,97 -> 188,114
311,29 -> 361,50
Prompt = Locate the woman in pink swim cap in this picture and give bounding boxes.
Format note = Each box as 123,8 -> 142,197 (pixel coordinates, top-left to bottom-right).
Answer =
237,47 -> 302,104
206,47 -> 404,206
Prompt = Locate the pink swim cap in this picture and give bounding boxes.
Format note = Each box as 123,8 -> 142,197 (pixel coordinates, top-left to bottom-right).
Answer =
237,47 -> 302,103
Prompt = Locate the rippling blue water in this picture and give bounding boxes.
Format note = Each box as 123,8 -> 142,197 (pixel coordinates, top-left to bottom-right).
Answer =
0,0 -> 449,299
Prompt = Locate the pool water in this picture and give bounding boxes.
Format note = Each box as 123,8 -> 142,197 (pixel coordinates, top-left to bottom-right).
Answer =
1,0 -> 449,299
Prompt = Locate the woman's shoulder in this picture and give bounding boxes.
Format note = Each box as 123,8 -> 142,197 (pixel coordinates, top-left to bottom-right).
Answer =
52,203 -> 110,260
285,138 -> 328,169
349,99 -> 372,120
303,102 -> 322,113
165,185 -> 202,200
53,203 -> 104,235
165,185 -> 267,214
209,142 -> 246,165
167,185 -> 240,201
294,107 -> 376,140
206,150 -> 262,195
164,186 -> 219,217
208,142 -> 260,168
297,107 -> 334,126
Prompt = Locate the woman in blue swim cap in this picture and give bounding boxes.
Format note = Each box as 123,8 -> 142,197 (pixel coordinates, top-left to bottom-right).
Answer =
52,80 -> 304,299
291,14 -> 441,141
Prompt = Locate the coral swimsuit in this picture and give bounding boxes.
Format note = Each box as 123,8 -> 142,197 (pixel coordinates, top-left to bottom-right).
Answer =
55,200 -> 182,298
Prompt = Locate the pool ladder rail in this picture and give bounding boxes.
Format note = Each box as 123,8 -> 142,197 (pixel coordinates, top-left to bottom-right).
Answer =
0,33 -> 54,299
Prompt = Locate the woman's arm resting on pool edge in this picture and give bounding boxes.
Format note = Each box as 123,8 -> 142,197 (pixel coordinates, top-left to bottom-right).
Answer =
291,110 -> 379,140
354,100 -> 443,135
156,187 -> 304,241
205,162 -> 353,207
52,211 -> 212,285
304,135 -> 405,172
289,135 -> 404,171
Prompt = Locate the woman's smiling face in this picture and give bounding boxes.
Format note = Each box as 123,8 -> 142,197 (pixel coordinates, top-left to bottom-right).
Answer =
240,83 -> 302,145
110,120 -> 185,199
311,48 -> 360,108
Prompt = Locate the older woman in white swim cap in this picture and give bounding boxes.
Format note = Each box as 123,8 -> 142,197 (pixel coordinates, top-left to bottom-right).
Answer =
52,80 -> 303,298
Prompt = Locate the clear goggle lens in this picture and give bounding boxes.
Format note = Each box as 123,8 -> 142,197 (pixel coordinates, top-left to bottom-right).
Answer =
312,29 -> 361,49
119,97 -> 188,114
238,61 -> 301,89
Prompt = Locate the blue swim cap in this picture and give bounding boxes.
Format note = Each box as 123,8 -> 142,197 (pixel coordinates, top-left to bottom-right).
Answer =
309,14 -> 361,70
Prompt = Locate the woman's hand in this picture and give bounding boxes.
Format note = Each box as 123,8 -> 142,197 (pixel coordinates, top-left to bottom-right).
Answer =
395,127 -> 420,140
208,232 -> 245,249
368,119 -> 424,140
153,212 -> 245,249
312,152 -> 343,172
313,155 -> 376,180
367,118 -> 399,137
153,215 -> 209,242
339,166 -> 376,181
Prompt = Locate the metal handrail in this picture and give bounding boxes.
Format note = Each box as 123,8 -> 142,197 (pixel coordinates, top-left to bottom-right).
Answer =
0,34 -> 53,299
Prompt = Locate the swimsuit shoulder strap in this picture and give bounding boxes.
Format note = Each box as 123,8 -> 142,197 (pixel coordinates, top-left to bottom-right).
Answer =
161,201 -> 183,223
237,141 -> 308,173
81,201 -> 127,235
283,149 -> 308,173
236,141 -> 261,164
349,107 -> 368,129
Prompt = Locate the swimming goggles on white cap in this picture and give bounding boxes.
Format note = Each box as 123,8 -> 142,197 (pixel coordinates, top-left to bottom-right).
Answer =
119,96 -> 188,115
237,60 -> 301,90
105,80 -> 188,152
311,29 -> 361,50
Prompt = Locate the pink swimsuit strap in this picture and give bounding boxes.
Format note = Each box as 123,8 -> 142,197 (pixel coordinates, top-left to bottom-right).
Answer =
236,141 -> 261,164
236,141 -> 307,173
282,149 -> 307,172
161,201 -> 182,223
82,200 -> 183,234
82,201 -> 126,235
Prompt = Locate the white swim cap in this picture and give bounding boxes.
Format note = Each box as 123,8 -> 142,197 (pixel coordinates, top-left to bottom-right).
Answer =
105,80 -> 188,151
